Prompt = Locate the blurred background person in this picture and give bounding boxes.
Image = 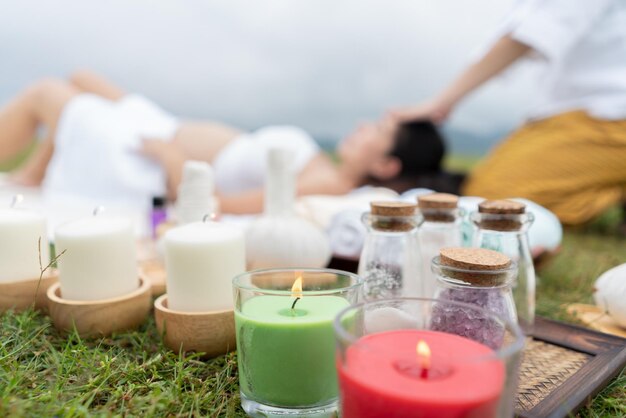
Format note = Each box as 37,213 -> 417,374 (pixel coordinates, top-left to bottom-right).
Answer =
0,71 -> 445,213
393,0 -> 626,226
0,0 -> 535,175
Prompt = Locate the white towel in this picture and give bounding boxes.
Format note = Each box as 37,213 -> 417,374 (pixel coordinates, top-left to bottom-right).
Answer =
328,209 -> 367,258
321,190 -> 563,259
296,187 -> 399,258
295,186 -> 399,228
43,94 -> 178,210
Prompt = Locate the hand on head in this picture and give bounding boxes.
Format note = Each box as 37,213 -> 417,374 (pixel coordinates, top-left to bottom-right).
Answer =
388,98 -> 452,125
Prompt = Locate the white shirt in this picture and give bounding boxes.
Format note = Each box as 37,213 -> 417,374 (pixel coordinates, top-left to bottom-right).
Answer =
213,126 -> 320,195
495,0 -> 626,120
44,94 -> 178,209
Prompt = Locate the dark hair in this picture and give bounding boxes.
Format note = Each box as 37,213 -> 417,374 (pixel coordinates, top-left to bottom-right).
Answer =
390,120 -> 445,176
369,120 -> 463,194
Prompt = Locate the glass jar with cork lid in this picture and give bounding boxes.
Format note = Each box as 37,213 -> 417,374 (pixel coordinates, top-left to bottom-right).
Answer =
470,199 -> 535,336
417,193 -> 464,299
358,201 -> 423,300
431,247 -> 517,350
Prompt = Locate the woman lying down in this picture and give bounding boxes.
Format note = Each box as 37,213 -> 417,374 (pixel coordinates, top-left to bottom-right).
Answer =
2,71 -> 447,213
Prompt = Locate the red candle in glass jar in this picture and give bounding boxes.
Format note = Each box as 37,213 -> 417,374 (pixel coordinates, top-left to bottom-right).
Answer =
337,330 -> 505,418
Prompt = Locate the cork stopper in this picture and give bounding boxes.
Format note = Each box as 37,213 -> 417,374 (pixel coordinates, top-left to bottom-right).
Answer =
371,201 -> 417,216
478,200 -> 525,215
418,193 -> 459,209
476,199 -> 526,231
418,193 -> 459,222
369,201 -> 418,232
438,247 -> 512,286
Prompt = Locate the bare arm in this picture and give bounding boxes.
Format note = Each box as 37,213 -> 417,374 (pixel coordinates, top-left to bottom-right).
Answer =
393,35 -> 532,122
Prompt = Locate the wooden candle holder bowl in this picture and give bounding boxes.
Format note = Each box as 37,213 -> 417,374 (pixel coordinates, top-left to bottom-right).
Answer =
47,276 -> 151,337
138,260 -> 167,297
0,271 -> 59,313
154,294 -> 236,359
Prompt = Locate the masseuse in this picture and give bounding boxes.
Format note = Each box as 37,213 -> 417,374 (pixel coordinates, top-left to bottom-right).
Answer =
394,0 -> 626,225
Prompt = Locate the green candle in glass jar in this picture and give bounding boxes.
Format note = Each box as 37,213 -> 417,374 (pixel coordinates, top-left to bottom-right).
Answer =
235,292 -> 349,407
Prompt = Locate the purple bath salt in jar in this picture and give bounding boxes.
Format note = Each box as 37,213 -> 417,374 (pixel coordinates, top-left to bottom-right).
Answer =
430,247 -> 517,350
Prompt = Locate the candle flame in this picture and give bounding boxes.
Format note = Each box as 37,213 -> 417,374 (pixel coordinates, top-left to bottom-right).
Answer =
291,276 -> 303,299
417,340 -> 431,371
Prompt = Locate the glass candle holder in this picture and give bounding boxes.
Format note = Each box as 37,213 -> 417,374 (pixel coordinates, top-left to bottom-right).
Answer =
233,268 -> 362,417
334,298 -> 524,418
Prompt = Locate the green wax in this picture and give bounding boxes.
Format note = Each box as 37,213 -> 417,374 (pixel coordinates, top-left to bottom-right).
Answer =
235,295 -> 349,407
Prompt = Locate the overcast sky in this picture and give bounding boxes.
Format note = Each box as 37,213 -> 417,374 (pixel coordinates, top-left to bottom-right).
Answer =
0,0 -> 540,152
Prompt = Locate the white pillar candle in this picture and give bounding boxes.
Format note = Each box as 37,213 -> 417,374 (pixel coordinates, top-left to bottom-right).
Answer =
55,216 -> 138,301
0,208 -> 49,282
164,221 -> 245,312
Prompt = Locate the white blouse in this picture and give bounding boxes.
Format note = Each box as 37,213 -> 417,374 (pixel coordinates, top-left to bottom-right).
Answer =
213,126 -> 320,195
494,0 -> 626,120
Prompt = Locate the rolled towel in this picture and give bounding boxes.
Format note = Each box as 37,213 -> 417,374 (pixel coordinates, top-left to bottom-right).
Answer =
328,209 -> 368,258
296,186 -> 398,228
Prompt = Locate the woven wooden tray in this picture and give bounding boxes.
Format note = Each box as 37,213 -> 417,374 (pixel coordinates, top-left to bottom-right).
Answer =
518,317 -> 626,418
328,256 -> 626,418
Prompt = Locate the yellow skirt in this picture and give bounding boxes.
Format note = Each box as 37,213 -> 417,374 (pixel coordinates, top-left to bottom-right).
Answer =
463,111 -> 626,225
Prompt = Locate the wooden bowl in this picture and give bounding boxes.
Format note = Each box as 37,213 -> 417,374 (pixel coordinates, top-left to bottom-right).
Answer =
154,294 -> 236,358
138,260 -> 167,296
47,276 -> 151,337
0,271 -> 59,313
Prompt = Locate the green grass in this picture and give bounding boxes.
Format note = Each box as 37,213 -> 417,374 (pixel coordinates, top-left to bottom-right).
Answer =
1,154 -> 624,417
1,227 -> 625,417
0,313 -> 243,417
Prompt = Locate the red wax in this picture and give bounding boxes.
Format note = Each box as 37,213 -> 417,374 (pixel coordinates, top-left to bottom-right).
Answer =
338,330 -> 505,418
